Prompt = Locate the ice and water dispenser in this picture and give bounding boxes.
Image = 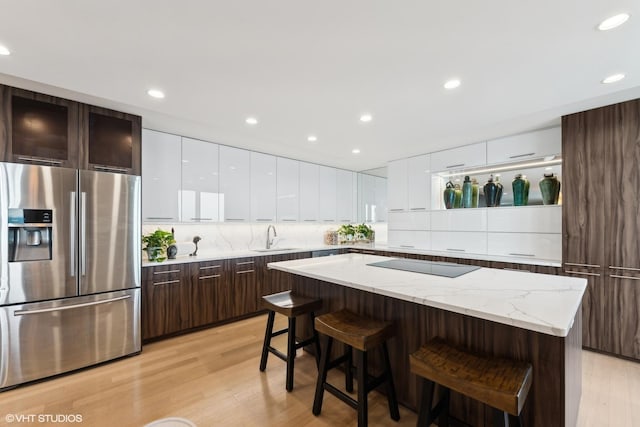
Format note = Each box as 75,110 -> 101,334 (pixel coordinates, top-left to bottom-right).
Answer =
8,209 -> 53,262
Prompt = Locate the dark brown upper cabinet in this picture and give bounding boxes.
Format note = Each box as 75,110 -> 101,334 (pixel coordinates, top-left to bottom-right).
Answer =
0,83 -> 141,174
81,105 -> 141,175
1,86 -> 80,168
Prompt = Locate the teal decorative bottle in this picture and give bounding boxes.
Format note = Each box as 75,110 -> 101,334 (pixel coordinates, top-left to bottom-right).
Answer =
453,184 -> 463,208
462,176 -> 473,208
484,175 -> 498,207
495,175 -> 504,206
443,181 -> 456,209
539,172 -> 561,205
471,178 -> 480,208
512,174 -> 530,206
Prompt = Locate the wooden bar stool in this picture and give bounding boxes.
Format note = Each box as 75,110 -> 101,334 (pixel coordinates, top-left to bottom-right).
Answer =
409,338 -> 533,427
259,290 -> 322,392
312,309 -> 400,427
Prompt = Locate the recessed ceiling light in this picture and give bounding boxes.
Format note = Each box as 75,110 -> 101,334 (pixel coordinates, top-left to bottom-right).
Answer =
245,117 -> 258,125
359,114 -> 373,123
307,135 -> 318,142
602,73 -> 625,84
444,79 -> 461,90
598,13 -> 630,31
352,149 -> 361,154
0,45 -> 10,56
147,89 -> 165,99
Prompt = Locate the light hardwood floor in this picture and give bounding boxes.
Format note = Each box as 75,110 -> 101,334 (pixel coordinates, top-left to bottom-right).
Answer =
0,314 -> 638,426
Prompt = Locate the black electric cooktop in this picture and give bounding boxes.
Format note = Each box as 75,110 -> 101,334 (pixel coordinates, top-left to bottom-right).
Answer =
367,258 -> 480,278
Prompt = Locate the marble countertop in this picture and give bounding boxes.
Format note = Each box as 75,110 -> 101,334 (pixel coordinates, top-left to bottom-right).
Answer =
267,253 -> 586,337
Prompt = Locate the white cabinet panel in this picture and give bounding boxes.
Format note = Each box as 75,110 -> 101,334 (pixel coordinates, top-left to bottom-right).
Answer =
388,212 -> 430,231
431,209 -> 487,232
277,157 -> 299,222
142,129 -> 181,222
359,173 -> 376,223
250,152 -> 277,222
375,176 -> 387,222
219,146 -> 251,222
487,127 -> 561,165
431,231 -> 487,254
407,154 -> 431,210
180,137 -> 219,222
387,159 -> 407,211
430,141 -> 487,172
487,205 -> 561,233
488,233 -> 561,261
388,230 -> 430,250
299,162 -> 320,222
336,169 -> 356,223
318,166 -> 337,222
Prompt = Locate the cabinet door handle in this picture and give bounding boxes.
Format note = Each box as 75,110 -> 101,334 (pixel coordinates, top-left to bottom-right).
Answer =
509,253 -> 535,257
508,152 -> 535,159
236,261 -> 254,265
609,266 -> 640,272
445,163 -> 465,169
323,219 -> 335,222
199,274 -> 221,280
146,217 -> 175,220
303,219 -> 316,222
190,217 -> 213,221
564,270 -> 601,277
446,248 -> 466,252
153,269 -> 180,275
410,207 -> 427,211
93,165 -> 129,173
225,218 -> 245,221
281,219 -> 297,222
389,209 -> 404,212
236,269 -> 255,274
255,218 -> 273,222
400,245 -> 415,248
199,265 -> 221,270
564,262 -> 601,268
609,274 -> 640,280
153,279 -> 180,286
340,219 -> 352,222
17,156 -> 63,165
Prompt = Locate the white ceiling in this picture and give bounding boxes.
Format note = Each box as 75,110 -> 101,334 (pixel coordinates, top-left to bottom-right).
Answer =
1,1 -> 639,172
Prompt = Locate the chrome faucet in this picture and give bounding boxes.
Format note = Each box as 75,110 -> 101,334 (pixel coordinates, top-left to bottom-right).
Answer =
266,225 -> 277,249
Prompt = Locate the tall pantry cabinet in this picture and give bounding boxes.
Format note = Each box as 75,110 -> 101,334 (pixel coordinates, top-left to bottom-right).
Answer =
562,99 -> 640,359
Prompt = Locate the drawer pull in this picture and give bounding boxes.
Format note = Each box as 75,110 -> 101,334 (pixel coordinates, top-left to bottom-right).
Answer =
236,261 -> 254,265
303,219 -> 317,222
508,152 -> 535,159
153,269 -> 180,275
608,266 -> 640,272
199,274 -> 221,280
565,270 -> 601,277
409,207 -> 427,211
399,245 -> 415,248
256,218 -> 273,221
609,274 -> 640,280
236,269 -> 255,274
445,163 -> 465,169
146,217 -> 174,220
199,265 -> 221,270
508,253 -> 535,257
564,262 -> 601,268
323,219 -> 335,222
446,248 -> 466,252
153,279 -> 180,286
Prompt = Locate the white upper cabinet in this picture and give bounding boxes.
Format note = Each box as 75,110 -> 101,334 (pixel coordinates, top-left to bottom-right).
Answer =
487,127 -> 561,165
387,158 -> 408,211
358,173 -> 376,223
407,154 -> 431,210
277,157 -> 299,222
180,137 -> 219,222
375,176 -> 387,222
219,146 -> 251,222
299,162 -> 320,222
430,141 -> 486,172
336,169 -> 356,223
250,152 -> 277,222
142,129 -> 181,222
318,166 -> 337,222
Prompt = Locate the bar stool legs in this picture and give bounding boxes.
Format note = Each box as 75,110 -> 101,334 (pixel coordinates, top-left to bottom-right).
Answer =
259,310 -> 276,372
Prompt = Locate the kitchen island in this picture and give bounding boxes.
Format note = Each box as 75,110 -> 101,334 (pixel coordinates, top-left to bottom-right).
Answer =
268,253 -> 586,427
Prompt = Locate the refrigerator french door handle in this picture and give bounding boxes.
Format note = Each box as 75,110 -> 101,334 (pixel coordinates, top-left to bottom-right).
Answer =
14,295 -> 131,316
0,164 -> 8,296
70,192 -> 76,277
80,192 -> 87,276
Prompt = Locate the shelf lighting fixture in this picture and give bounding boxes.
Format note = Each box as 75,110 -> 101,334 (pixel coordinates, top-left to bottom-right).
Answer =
436,157 -> 563,178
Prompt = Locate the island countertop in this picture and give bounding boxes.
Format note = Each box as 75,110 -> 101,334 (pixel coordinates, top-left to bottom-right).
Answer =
268,253 -> 586,337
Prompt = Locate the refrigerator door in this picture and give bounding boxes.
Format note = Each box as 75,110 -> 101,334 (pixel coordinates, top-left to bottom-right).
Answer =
79,170 -> 141,295
0,163 -> 78,305
0,289 -> 141,389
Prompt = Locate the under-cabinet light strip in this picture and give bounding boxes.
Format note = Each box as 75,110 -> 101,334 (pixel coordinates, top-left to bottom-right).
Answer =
436,158 -> 563,178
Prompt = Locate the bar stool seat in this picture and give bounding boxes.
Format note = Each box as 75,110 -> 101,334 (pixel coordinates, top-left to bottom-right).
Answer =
409,337 -> 533,427
313,309 -> 400,427
259,291 -> 322,392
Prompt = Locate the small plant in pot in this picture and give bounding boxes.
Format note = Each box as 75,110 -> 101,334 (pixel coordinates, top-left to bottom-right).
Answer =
142,229 -> 176,262
337,223 -> 374,244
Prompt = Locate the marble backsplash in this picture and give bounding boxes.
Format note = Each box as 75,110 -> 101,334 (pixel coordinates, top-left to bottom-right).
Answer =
142,222 -> 388,255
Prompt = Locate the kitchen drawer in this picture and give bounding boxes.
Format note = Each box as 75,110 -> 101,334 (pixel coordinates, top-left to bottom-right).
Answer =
147,265 -> 183,284
387,230 -> 430,250
233,258 -> 256,274
431,231 -> 487,254
487,127 -> 560,165
487,232 -> 561,261
430,141 -> 486,172
487,205 -> 561,233
431,209 -> 487,232
196,261 -> 224,279
388,211 -> 430,230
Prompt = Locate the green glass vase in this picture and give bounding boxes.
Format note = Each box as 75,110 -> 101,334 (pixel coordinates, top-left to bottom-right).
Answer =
443,181 -> 456,209
539,173 -> 561,205
512,174 -> 530,206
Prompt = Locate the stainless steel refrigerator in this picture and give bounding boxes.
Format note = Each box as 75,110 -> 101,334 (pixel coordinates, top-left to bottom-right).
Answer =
0,162 -> 141,390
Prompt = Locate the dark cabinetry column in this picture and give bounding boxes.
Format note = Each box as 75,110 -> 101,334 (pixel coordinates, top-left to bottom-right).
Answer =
142,265 -> 191,340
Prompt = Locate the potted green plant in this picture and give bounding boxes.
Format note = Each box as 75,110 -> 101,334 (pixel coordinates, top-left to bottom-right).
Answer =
337,223 -> 374,244
141,229 -> 176,262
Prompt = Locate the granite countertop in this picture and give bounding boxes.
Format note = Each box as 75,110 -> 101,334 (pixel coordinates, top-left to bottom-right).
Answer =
267,253 -> 586,337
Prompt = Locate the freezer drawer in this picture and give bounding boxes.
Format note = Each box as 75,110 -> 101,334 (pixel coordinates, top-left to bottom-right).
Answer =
0,289 -> 140,389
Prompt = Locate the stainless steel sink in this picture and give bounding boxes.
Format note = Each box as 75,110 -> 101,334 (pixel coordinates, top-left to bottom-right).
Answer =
252,247 -> 298,252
